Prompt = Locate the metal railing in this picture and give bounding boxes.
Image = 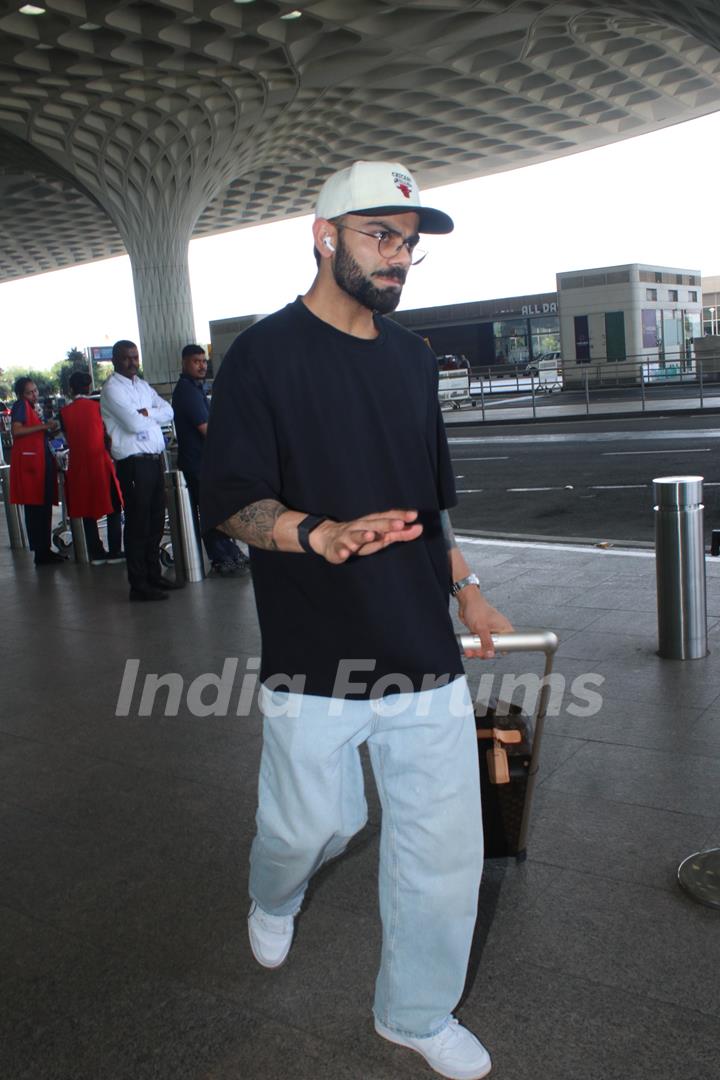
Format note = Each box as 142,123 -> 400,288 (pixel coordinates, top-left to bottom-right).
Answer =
461,350 -> 720,421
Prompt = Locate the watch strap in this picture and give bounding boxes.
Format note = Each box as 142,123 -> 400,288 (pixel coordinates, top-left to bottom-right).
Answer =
450,572 -> 480,597
297,514 -> 327,555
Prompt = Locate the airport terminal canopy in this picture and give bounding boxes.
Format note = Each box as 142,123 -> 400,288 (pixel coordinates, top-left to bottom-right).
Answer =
1,0 -> 720,382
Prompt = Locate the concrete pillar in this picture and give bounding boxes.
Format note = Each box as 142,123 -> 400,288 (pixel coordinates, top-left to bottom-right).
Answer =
126,222 -> 196,389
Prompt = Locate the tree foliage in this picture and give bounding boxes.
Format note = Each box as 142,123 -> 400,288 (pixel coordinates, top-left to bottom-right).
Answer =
52,347 -> 91,395
2,366 -> 58,398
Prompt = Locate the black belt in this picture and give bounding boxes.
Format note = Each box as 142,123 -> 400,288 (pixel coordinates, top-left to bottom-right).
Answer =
122,453 -> 163,461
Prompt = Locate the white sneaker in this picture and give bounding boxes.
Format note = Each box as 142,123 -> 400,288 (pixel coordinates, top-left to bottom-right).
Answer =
247,901 -> 295,968
375,1016 -> 492,1080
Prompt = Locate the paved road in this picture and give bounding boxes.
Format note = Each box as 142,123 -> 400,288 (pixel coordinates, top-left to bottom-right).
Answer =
448,414 -> 720,544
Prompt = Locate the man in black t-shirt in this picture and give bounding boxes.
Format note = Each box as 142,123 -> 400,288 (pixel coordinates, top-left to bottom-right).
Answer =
172,345 -> 249,576
201,161 -> 512,1080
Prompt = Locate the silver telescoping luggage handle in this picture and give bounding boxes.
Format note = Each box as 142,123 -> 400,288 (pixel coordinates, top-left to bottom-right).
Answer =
457,629 -> 560,856
458,629 -> 559,656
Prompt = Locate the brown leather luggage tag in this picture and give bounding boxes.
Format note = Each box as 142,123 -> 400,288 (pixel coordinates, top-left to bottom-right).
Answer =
478,728 -> 522,784
487,742 -> 510,784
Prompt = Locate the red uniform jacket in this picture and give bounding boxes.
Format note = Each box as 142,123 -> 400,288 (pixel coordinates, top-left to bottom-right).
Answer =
60,397 -> 123,519
9,400 -> 58,506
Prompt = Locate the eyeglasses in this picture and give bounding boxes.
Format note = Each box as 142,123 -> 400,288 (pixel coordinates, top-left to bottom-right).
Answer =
336,224 -> 427,265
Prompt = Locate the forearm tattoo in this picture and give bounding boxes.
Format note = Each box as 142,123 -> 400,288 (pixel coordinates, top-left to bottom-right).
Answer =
220,499 -> 286,550
440,510 -> 457,552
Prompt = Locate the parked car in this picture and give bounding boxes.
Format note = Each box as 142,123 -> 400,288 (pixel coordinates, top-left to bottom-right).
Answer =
525,352 -> 561,376
437,353 -> 471,372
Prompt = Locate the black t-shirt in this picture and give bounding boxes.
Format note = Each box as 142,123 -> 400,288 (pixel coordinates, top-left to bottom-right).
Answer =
200,297 -> 464,698
172,373 -> 209,476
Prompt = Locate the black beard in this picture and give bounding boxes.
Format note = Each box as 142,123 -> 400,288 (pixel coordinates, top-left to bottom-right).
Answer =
333,238 -> 406,314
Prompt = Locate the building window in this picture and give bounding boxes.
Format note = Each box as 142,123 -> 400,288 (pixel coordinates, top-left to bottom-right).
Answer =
668,289 -> 678,302
606,271 -> 631,284
646,288 -> 657,301
493,318 -> 529,367
655,272 -> 662,283
690,291 -> 698,302
642,309 -> 661,348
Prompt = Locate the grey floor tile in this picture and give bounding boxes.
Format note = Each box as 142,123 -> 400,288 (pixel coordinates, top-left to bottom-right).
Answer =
545,691 -> 708,754
480,867 -> 720,1019
505,602 -> 602,632
304,826 -> 380,915
588,609 -> 661,635
484,581 -> 590,608
555,628 -> 659,662
527,787 -> 716,888
533,730 -> 585,779
0,738 -> 258,843
542,740 -> 720,817
4,840 -> 249,976
65,715 -> 265,791
185,899 -> 384,1043
538,655 -> 720,710
565,581 -> 659,612
463,957 -> 720,1080
689,710 -> 720,745
0,911 -> 399,1080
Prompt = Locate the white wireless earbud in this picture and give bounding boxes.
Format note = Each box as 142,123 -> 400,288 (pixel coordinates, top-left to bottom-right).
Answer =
323,236 -> 335,252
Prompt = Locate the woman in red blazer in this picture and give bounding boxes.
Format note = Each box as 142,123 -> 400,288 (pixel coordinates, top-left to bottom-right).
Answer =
9,376 -> 64,565
60,371 -> 124,564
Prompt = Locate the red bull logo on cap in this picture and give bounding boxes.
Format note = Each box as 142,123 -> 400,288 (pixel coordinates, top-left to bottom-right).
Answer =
392,170 -> 414,199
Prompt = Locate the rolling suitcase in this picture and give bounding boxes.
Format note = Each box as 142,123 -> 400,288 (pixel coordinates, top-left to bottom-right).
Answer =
458,630 -> 559,861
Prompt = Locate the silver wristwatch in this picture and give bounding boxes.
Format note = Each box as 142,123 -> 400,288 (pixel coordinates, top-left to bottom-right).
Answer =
450,572 -> 480,597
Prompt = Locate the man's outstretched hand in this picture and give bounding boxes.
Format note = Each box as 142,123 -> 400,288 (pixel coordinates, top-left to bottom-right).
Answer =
310,510 -> 423,565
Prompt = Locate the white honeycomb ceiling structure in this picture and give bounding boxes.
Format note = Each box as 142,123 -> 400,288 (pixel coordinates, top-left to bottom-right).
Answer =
1,0 -> 720,283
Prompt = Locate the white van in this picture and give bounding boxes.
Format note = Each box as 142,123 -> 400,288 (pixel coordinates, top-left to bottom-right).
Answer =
525,352 -> 561,377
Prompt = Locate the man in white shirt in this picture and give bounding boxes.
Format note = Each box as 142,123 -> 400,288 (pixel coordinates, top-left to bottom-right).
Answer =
101,340 -> 176,601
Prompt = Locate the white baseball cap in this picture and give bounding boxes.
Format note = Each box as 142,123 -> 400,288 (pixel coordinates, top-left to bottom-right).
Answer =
315,160 -> 454,234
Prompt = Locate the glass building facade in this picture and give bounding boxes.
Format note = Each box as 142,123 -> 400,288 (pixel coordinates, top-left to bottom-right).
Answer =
393,294 -> 560,369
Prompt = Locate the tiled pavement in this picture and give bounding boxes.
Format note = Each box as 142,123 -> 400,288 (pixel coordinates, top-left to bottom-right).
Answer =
1,528 -> 719,1080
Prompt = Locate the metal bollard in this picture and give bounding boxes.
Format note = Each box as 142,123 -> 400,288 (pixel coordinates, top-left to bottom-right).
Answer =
0,464 -> 29,549
653,475 -> 708,660
164,470 -> 204,584
56,472 -> 90,564
69,517 -> 90,564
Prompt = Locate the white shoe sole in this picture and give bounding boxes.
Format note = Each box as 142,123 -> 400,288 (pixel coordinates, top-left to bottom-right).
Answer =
375,1019 -> 492,1080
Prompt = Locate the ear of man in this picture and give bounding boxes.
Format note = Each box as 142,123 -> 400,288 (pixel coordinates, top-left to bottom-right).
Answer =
312,218 -> 337,261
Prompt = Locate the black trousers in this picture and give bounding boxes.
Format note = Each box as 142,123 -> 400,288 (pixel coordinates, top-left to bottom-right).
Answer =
23,453 -> 56,554
82,481 -> 123,559
183,471 -> 242,566
24,502 -> 53,554
115,456 -> 166,590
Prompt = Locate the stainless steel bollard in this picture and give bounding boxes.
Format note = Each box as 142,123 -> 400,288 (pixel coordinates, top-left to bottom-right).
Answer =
69,517 -> 90,564
56,472 -> 90,564
0,464 -> 29,549
654,475 -> 707,659
164,470 -> 204,584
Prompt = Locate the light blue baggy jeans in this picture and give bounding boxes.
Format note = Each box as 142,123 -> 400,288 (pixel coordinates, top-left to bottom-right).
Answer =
249,676 -> 484,1038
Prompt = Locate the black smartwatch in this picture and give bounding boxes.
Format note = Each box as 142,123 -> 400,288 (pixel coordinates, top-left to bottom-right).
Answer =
297,514 -> 328,555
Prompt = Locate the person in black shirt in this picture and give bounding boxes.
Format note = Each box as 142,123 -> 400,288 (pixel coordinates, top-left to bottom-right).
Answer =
201,161 -> 512,1080
172,345 -> 249,576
